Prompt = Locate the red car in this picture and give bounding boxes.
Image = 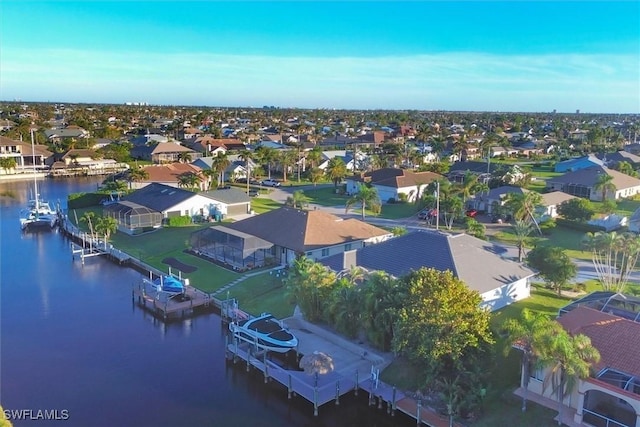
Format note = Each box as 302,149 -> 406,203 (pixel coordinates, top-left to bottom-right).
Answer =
465,209 -> 478,218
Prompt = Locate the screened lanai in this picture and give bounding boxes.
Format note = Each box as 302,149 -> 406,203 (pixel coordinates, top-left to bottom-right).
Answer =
558,291 -> 640,323
104,201 -> 163,235
190,226 -> 274,269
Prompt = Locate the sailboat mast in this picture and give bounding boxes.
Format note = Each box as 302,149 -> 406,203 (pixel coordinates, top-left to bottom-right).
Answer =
31,128 -> 39,210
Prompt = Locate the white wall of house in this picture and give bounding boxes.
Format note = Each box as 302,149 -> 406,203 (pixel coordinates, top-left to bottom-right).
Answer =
614,185 -> 640,200
164,194 -> 221,218
304,241 -> 367,262
479,277 -> 531,312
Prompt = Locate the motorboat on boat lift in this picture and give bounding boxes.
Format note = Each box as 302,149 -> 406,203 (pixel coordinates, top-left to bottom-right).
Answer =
229,313 -> 298,353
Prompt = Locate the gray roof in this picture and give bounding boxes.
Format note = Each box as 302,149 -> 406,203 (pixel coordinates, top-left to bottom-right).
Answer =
548,165 -> 640,190
321,230 -> 536,294
123,182 -> 197,212
482,185 -> 528,200
201,188 -> 251,205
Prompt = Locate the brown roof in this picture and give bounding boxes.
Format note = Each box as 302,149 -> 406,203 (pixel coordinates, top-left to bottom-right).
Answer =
558,306 -> 640,377
142,163 -> 203,183
353,168 -> 442,188
61,149 -> 97,159
548,166 -> 640,191
225,207 -> 390,253
0,136 -> 52,157
151,142 -> 197,155
540,191 -> 576,207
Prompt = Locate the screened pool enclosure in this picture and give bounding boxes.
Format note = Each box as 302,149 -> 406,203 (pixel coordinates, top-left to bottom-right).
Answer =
189,226 -> 275,270
104,201 -> 163,235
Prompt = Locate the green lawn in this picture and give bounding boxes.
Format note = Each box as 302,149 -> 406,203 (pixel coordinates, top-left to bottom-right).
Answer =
303,187 -> 349,206
492,224 -> 591,261
225,272 -> 295,319
109,225 -> 242,292
250,196 -> 283,213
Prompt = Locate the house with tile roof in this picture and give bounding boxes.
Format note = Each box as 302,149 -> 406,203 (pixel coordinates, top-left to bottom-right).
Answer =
320,230 -> 536,311
547,166 -> 640,201
137,163 -> 206,190
346,168 -> 442,203
0,135 -> 52,171
189,207 -> 392,269
516,293 -> 640,427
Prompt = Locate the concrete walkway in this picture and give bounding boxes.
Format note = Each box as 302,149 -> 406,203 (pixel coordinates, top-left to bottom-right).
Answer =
211,265 -> 286,297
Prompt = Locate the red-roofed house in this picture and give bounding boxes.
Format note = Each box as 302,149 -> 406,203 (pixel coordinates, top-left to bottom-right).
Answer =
136,163 -> 206,190
517,295 -> 640,427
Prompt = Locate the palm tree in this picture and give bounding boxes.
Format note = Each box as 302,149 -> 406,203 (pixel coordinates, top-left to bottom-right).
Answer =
455,172 -> 486,204
278,150 -> 297,182
582,231 -> 640,293
503,309 -> 556,412
361,271 -> 399,351
512,220 -> 533,262
211,152 -> 231,187
177,152 -> 192,163
256,146 -> 277,179
327,281 -> 361,338
594,172 -> 616,201
539,329 -> 600,426
307,167 -> 324,187
126,167 -> 149,189
201,168 -> 216,190
94,215 -> 118,240
325,157 -> 348,191
0,157 -> 17,174
80,211 -> 96,239
306,147 -> 322,169
177,172 -> 201,189
238,149 -> 254,194
345,184 -> 381,220
285,190 -> 310,209
505,191 -> 543,234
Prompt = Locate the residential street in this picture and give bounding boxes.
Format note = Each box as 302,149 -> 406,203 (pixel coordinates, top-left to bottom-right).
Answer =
262,187 -> 640,286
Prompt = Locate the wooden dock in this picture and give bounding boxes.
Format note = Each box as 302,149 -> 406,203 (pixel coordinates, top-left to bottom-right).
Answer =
132,279 -> 213,319
226,338 -> 360,417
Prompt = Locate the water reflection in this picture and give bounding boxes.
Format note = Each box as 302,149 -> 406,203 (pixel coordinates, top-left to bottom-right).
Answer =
1,177 -> 413,427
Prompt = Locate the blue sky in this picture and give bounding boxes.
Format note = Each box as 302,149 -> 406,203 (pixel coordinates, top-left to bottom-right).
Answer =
1,1 -> 638,113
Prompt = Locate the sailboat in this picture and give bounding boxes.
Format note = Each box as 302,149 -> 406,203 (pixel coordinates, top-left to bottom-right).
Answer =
19,130 -> 57,230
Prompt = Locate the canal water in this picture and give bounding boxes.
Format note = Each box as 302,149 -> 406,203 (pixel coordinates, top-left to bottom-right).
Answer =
0,177 -> 412,426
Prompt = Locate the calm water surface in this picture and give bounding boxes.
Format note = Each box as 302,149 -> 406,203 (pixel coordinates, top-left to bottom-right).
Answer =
0,177 -> 410,427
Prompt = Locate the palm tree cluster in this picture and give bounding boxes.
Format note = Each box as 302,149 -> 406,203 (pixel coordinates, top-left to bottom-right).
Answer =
285,259 -> 495,419
582,231 -> 640,293
504,309 -> 600,422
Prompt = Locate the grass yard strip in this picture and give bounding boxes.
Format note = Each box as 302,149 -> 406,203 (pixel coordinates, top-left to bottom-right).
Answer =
250,196 -> 282,213
224,272 -> 294,319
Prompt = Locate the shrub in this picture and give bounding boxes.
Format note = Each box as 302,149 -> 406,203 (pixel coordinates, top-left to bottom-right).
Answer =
166,216 -> 192,227
387,197 -> 396,204
397,193 -> 408,203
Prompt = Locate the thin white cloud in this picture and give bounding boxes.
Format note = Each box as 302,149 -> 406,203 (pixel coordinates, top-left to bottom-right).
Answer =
1,48 -> 637,112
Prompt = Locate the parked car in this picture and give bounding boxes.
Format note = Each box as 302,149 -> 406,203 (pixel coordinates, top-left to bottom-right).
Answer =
261,179 -> 281,187
248,189 -> 260,197
418,208 -> 438,220
465,209 -> 478,218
